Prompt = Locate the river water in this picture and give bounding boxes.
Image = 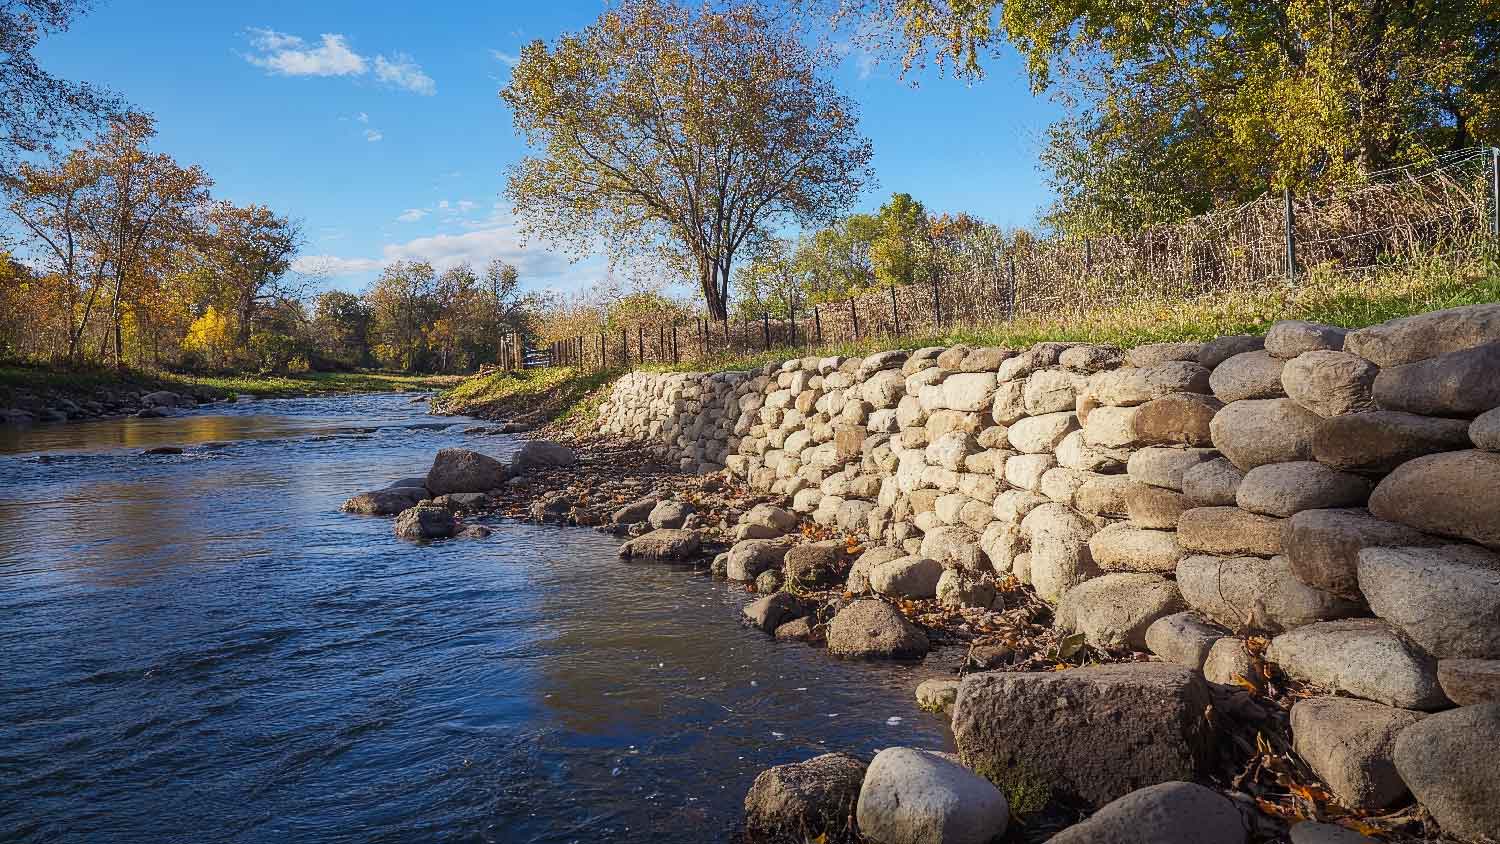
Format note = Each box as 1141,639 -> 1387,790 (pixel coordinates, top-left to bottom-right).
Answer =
0,393 -> 950,844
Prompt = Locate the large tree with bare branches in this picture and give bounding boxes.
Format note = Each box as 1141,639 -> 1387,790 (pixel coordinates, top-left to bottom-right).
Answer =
501,0 -> 873,320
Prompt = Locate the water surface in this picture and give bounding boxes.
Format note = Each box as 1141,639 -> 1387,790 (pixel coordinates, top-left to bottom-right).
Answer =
0,394 -> 950,843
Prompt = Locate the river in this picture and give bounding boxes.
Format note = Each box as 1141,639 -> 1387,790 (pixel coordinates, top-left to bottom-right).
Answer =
0,393 -> 950,844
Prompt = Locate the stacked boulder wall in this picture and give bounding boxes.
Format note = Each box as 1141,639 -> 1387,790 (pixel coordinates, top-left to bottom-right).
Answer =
951,664 -> 1214,809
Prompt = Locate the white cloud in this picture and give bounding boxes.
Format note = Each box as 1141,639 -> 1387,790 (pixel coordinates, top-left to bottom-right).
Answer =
244,28 -> 366,77
397,208 -> 428,222
355,111 -> 369,123
292,254 -> 385,276
363,128 -> 384,142
456,200 -> 478,213
374,53 -> 436,96
490,49 -> 519,67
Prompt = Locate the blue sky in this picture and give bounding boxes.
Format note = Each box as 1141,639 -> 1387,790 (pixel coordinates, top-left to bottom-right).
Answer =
35,0 -> 1060,297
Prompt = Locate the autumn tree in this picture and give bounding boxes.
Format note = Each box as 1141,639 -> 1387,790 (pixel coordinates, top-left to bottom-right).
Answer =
502,0 -> 873,321
0,0 -> 122,177
732,237 -> 802,320
366,260 -> 437,370
834,0 -> 1499,233
312,290 -> 372,367
869,192 -> 932,287
198,201 -> 302,346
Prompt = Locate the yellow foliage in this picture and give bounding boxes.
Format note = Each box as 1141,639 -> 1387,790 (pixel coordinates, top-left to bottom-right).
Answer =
182,306 -> 234,366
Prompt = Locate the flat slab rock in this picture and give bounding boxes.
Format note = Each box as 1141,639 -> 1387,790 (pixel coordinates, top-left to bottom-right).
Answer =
1393,704 -> 1500,841
1357,543 -> 1500,660
618,528 -> 702,560
1290,696 -> 1424,811
1047,781 -> 1248,844
1368,450 -> 1500,550
1266,619 -> 1448,710
951,663 -> 1214,809
1344,302 -> 1500,367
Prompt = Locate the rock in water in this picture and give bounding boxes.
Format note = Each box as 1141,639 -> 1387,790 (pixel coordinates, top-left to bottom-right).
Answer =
393,504 -> 458,540
425,448 -> 507,495
343,486 -> 428,515
743,753 -> 867,841
1047,781 -> 1248,844
855,748 -> 1008,844
825,600 -> 928,660
1393,704 -> 1500,840
951,663 -> 1213,809
742,592 -> 808,633
617,529 -> 701,561
610,496 -> 658,525
647,499 -> 694,530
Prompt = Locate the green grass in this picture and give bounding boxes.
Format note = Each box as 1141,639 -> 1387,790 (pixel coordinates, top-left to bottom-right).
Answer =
434,365 -> 626,424
0,363 -> 462,403
641,261 -> 1500,375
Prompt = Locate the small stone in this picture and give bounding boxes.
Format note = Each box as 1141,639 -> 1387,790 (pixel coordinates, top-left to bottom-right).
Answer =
1209,350 -> 1287,402
1005,411 -> 1078,453
855,747 -> 1009,844
342,487 -> 428,515
1373,341 -> 1500,417
1059,344 -> 1124,372
393,504 -> 458,540
1023,369 -> 1083,414
509,440 -> 577,473
1210,398 -> 1320,470
742,591 -> 809,632
1281,351 -> 1376,418
1202,637 -> 1257,686
1056,572 -> 1186,650
1312,411 -> 1472,473
1266,619 -> 1447,709
935,568 -> 996,609
1198,334 -> 1265,369
1357,544 -> 1500,659
919,524 -> 985,571
1282,508 -> 1435,599
1047,782 -> 1247,844
1470,406 -> 1500,450
773,616 -> 821,643
1367,450 -> 1500,548
742,503 -> 797,533
1088,361 -> 1212,406
1181,458 -> 1243,507
726,538 -> 792,581
1392,704 -> 1500,840
1128,341 -> 1202,367
826,599 -> 929,659
1145,612 -> 1225,669
755,569 -> 784,593
1021,503 -> 1100,602
1235,462 -> 1371,517
1073,475 -> 1135,518
743,752 -> 866,840
648,499 -> 694,529
1437,659 -> 1500,705
1126,447 -> 1220,491
1177,555 -> 1361,633
1290,697 -> 1424,811
1178,507 -> 1284,556
1266,320 -> 1347,358
916,678 -> 960,713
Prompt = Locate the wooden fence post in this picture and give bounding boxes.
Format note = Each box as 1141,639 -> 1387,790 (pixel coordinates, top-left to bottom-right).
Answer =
851,298 -> 860,341
814,304 -> 822,344
762,311 -> 770,350
671,322 -> 679,364
1284,186 -> 1297,284
890,285 -> 900,336
930,274 -> 940,329
1006,256 -> 1018,321
637,325 -> 644,363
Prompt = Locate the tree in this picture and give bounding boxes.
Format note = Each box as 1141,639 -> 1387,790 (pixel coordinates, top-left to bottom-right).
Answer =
793,212 -> 878,301
365,260 -> 436,370
837,0 -> 1500,233
0,0 -> 122,177
869,192 -> 931,287
312,290 -> 371,367
199,201 -> 302,346
732,237 -> 802,320
502,0 -> 874,321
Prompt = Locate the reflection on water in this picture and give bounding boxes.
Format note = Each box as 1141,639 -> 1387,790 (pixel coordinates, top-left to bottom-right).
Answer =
0,394 -> 950,843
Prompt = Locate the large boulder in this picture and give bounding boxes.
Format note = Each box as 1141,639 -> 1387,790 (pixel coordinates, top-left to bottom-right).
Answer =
393,503 -> 458,540
1373,342 -> 1500,416
1021,503 -> 1101,602
726,538 -> 793,581
1209,398 -> 1320,470
1234,462 -> 1370,518
425,448 -> 508,495
1056,573 -> 1186,650
951,663 -> 1213,809
1392,704 -> 1500,841
1282,508 -> 1436,599
1367,450 -> 1500,549
1344,302 -> 1500,366
784,540 -> 850,589
1281,351 -> 1377,418
855,748 -> 1009,844
1131,393 -> 1221,447
1088,522 -> 1182,573
1177,554 -> 1361,633
648,499 -> 695,530
1177,507 -> 1284,556
1047,781 -> 1248,844
1126,447 -> 1220,491
509,440 -> 576,473
1357,544 -> 1500,659
618,529 -> 702,561
1311,411 -> 1472,473
743,753 -> 867,842
1209,350 -> 1286,402
870,555 -> 944,599
825,599 -> 929,659
1290,697 -> 1423,812
1266,619 -> 1448,710
342,486 -> 428,515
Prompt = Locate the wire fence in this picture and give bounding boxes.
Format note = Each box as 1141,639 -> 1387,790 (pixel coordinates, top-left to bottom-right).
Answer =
531,146 -> 1500,370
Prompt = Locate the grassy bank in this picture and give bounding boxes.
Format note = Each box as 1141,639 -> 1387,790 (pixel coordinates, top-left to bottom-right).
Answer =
437,262 -> 1499,430
0,363 -> 464,404
434,365 -> 625,424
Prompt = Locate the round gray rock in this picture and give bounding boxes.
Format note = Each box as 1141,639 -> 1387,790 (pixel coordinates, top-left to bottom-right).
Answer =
1367,450 -> 1500,549
744,752 -> 867,840
826,599 -> 929,660
1357,543 -> 1500,659
1392,703 -> 1500,840
855,748 -> 1008,844
1209,398 -> 1320,470
1209,350 -> 1286,402
1047,781 -> 1248,844
1235,461 -> 1371,518
1281,350 -> 1376,418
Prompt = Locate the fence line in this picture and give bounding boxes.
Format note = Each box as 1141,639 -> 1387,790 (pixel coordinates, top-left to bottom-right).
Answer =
517,147 -> 1499,372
